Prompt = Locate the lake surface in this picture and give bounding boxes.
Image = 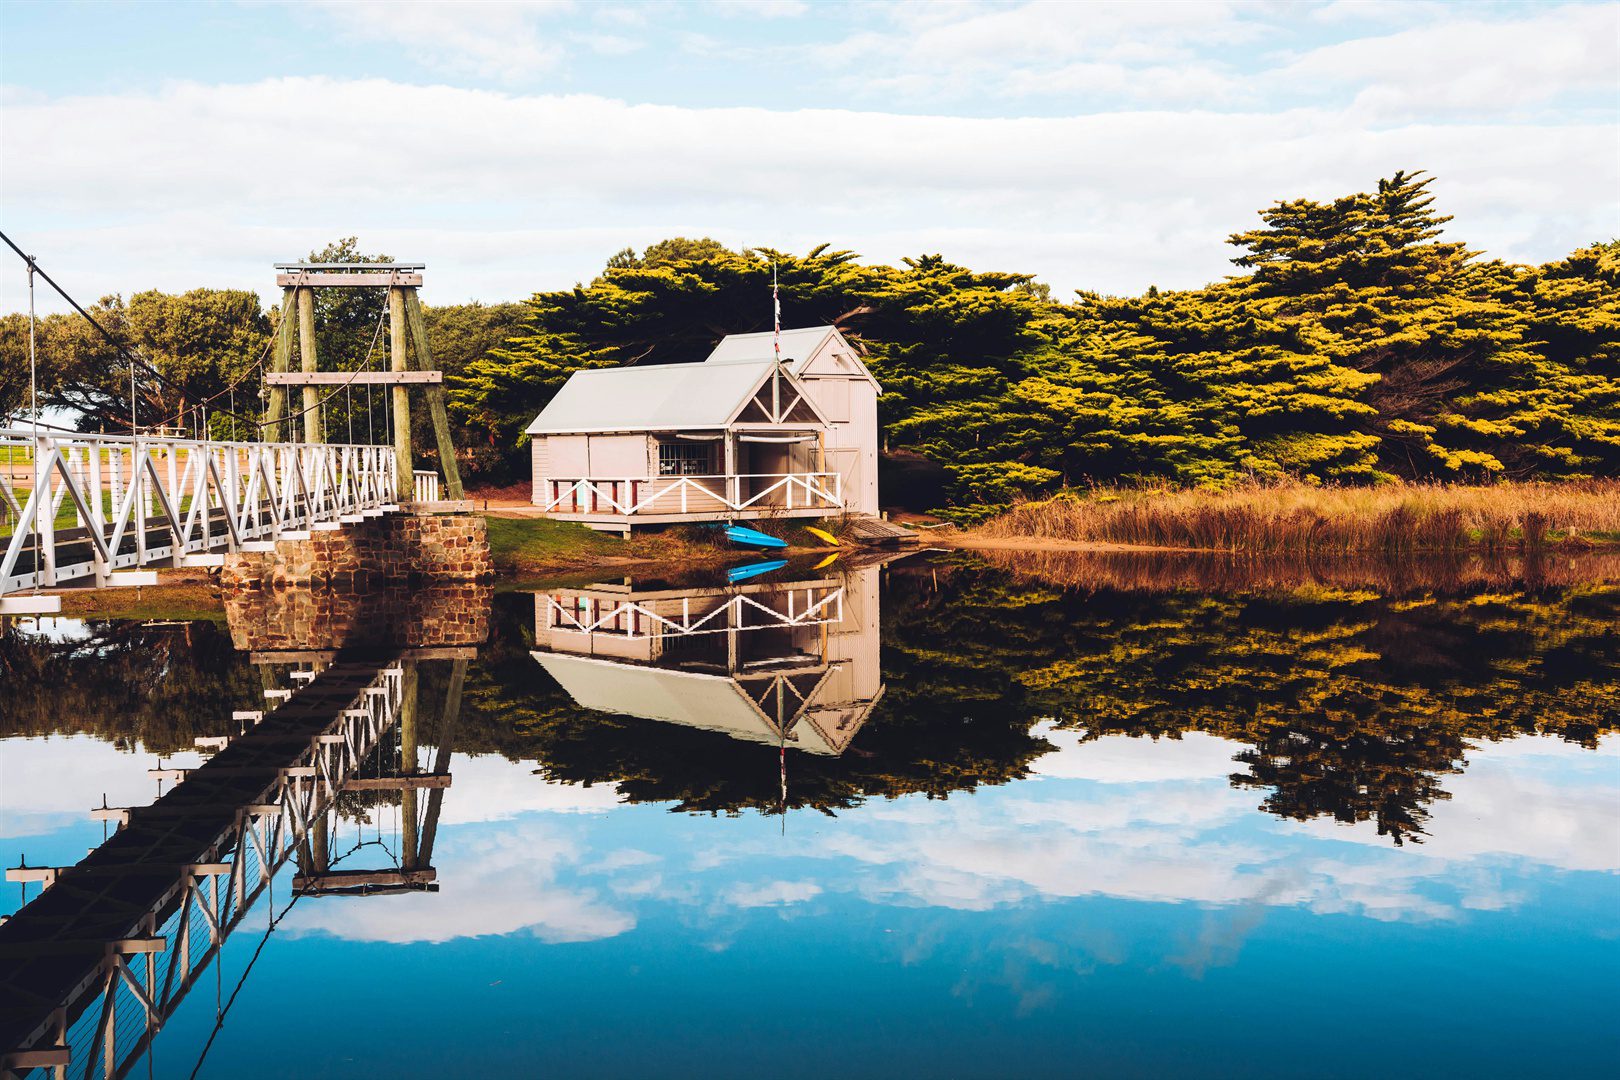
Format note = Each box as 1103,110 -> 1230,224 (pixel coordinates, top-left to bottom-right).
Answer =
2,552 -> 1617,1078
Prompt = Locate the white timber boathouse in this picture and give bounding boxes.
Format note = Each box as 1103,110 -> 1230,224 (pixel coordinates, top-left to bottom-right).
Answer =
527,326 -> 881,533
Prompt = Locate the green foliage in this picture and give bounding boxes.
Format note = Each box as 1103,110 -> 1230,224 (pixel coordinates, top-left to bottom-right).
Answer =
0,290 -> 268,434
449,242 -> 1053,473
903,172 -> 1619,506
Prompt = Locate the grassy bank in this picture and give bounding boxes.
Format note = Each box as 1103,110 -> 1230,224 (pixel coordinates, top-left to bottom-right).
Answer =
483,514 -> 833,578
973,480 -> 1620,554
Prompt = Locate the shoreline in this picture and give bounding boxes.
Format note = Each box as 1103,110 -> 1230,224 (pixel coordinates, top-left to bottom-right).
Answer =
929,531 -> 1619,556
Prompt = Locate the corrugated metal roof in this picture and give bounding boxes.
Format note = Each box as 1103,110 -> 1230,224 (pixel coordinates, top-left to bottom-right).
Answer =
526,360 -> 776,435
703,326 -> 836,374
531,652 -> 849,754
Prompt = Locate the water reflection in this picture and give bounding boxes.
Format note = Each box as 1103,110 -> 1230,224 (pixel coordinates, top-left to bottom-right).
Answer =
1,558 -> 1617,1078
0,586 -> 489,1079
532,559 -> 885,756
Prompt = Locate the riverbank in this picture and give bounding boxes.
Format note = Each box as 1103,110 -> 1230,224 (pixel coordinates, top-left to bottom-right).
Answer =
962,480 -> 1620,555
482,513 -> 837,579
36,514 -> 838,619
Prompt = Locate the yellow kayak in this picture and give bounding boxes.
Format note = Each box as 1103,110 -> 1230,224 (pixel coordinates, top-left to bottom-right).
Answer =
804,526 -> 840,547
813,552 -> 840,570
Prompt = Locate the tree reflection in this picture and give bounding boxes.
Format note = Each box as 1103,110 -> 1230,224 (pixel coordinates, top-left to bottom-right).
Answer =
0,618 -> 258,751
4,561 -> 1616,846
479,565 -> 1617,843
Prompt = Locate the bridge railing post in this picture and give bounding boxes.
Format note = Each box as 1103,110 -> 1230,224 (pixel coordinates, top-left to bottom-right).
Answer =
135,439 -> 149,567
34,436 -> 56,587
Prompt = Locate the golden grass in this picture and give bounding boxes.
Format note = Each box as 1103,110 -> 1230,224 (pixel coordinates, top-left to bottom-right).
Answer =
976,480 -> 1620,554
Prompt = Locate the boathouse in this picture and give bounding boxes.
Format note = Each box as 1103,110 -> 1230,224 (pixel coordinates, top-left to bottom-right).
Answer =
527,326 -> 881,532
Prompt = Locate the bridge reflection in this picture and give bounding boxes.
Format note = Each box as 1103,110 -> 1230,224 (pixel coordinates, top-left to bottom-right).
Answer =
531,559 -> 888,757
0,592 -> 485,1079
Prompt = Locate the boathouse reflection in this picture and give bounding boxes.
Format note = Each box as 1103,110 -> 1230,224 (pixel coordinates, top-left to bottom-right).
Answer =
531,562 -> 885,756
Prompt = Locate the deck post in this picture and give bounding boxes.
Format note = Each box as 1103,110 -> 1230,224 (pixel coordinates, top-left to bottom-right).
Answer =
89,440 -> 107,585
389,287 -> 413,488
268,287 -> 294,442
724,433 -> 738,508
34,438 -> 55,587
297,287 -> 321,444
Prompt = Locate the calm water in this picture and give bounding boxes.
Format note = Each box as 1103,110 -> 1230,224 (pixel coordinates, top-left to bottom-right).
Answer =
2,553 -> 1617,1078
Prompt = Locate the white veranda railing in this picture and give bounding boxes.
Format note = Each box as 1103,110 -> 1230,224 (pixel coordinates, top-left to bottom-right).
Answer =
538,472 -> 843,517
541,584 -> 845,640
0,429 -> 399,597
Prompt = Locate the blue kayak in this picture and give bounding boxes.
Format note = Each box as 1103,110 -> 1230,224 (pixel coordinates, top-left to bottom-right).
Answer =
723,524 -> 787,549
727,558 -> 788,583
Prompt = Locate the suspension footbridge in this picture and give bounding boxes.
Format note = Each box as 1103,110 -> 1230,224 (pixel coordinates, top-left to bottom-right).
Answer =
0,258 -> 466,615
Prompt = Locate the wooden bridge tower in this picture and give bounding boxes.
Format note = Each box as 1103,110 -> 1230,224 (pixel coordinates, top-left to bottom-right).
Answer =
264,262 -> 464,500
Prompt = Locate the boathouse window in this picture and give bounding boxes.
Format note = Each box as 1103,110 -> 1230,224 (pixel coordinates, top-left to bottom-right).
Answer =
658,442 -> 715,476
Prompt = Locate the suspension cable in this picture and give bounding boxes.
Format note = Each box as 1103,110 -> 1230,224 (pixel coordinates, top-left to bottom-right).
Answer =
2,233 -> 402,443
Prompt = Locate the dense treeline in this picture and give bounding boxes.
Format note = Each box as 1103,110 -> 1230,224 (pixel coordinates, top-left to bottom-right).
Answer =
4,174 -> 1615,511
457,171 -> 1617,511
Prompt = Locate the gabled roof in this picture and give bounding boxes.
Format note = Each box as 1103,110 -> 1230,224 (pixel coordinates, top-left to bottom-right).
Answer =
704,326 -> 837,374
531,652 -> 872,755
526,359 -> 824,435
705,325 -> 880,388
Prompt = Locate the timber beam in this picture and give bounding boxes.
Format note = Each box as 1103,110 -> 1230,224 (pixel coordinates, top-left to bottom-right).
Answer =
291,868 -> 436,891
342,773 -> 452,792
265,371 -> 442,386
275,272 -> 423,287
249,646 -> 476,664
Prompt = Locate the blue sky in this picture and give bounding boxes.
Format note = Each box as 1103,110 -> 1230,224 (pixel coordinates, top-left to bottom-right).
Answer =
0,0 -> 1616,312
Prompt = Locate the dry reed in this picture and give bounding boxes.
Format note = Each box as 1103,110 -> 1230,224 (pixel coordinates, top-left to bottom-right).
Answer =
947,546 -> 1620,596
976,480 -> 1620,555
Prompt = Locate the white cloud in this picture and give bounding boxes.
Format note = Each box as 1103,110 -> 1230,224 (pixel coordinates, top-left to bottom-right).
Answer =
1269,4 -> 1620,120
1,77 -> 1612,314
432,751 -> 624,824
817,733 -> 1620,921
705,0 -> 809,18
721,879 -> 822,906
300,0 -> 575,84
1030,727 -> 1239,782
285,827 -> 637,944
0,735 -> 206,839
814,1 -> 1619,119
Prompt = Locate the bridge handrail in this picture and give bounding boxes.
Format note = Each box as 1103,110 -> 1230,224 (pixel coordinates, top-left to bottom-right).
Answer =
0,427 -> 387,451
1,430 -> 400,598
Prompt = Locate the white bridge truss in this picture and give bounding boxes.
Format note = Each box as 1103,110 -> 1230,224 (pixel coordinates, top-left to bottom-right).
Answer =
0,430 -> 403,602
539,471 -> 843,518
541,584 -> 845,640
0,663 -> 406,1080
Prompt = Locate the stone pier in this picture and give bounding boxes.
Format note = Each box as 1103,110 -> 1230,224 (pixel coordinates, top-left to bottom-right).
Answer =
221,512 -> 492,651
222,512 -> 491,590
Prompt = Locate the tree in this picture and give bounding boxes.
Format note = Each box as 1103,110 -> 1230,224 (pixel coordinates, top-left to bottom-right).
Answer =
449,243 -> 1053,475
0,290 -> 269,435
